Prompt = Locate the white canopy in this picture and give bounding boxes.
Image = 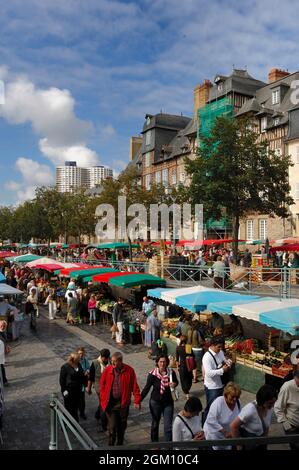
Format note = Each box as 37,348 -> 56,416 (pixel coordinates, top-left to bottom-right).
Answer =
232,298 -> 299,322
0,284 -> 23,295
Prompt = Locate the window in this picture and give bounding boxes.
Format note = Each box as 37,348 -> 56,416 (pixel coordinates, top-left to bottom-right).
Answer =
155,171 -> 161,184
274,117 -> 280,126
145,152 -> 151,167
145,130 -> 152,146
296,146 -> 299,164
145,174 -> 151,190
218,83 -> 223,92
259,219 -> 267,240
296,183 -> 299,200
272,89 -> 280,105
246,220 -> 254,241
162,168 -> 168,185
146,116 -> 151,125
180,172 -> 186,183
274,148 -> 281,156
261,117 -> 267,133
172,172 -> 177,185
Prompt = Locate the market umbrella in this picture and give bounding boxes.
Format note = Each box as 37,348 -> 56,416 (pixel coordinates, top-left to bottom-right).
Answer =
0,251 -> 17,258
96,242 -> 140,249
71,268 -> 117,280
0,283 -> 23,295
109,274 -> 166,288
26,257 -> 65,268
92,271 -> 139,283
8,254 -> 42,263
232,299 -> 299,322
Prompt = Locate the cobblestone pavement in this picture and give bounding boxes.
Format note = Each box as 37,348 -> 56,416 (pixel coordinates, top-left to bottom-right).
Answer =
1,307 -> 287,450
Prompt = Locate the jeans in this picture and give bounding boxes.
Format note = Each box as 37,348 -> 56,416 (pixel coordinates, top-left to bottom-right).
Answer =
203,386 -> 223,422
116,322 -> 124,342
89,309 -> 96,322
149,399 -> 174,442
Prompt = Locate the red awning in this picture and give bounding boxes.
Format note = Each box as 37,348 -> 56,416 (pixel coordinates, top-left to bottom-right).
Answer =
92,271 -> 139,283
59,265 -> 104,276
270,244 -> 299,252
0,251 -> 17,258
33,263 -> 65,272
150,241 -> 173,247
184,239 -> 245,247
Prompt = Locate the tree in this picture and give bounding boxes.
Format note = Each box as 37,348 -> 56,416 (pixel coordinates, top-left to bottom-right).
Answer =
185,116 -> 294,262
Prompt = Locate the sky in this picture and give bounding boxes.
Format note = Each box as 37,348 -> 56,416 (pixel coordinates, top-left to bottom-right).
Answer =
1,0 -> 299,204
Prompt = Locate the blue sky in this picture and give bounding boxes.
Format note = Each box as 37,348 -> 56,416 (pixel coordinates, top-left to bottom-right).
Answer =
1,0 -> 299,204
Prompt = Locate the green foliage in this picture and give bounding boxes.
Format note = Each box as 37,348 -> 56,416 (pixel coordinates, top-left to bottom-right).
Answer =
185,116 -> 294,259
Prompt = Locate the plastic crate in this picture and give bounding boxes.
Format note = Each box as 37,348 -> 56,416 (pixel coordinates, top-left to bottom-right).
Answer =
271,365 -> 292,377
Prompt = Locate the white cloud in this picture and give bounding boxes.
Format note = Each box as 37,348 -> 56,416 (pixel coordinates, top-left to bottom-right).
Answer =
5,157 -> 54,203
0,72 -> 100,168
100,124 -> 116,141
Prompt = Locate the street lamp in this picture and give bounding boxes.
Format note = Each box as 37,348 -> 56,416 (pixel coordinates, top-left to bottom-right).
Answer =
165,185 -> 176,254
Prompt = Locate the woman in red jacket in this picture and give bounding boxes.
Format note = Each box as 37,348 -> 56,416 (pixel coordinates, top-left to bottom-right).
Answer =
99,352 -> 141,446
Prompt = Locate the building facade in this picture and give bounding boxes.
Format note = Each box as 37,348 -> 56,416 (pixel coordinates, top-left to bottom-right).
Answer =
56,161 -> 113,193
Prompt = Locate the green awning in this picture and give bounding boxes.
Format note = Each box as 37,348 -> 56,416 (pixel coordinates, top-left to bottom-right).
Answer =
96,242 -> 140,250
7,254 -> 43,263
109,274 -> 166,288
71,268 -> 117,279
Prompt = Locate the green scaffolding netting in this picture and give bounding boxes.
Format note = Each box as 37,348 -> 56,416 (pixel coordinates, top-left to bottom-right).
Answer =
197,96 -> 234,140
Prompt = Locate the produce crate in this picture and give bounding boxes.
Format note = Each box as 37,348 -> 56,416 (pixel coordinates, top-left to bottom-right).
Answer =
256,353 -> 265,360
263,365 -> 273,374
236,356 -> 245,365
244,359 -> 255,367
254,362 -> 263,370
272,365 -> 292,378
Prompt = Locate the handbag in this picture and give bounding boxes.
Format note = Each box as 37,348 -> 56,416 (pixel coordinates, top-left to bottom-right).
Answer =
186,356 -> 196,372
110,323 -> 119,333
169,370 -> 179,401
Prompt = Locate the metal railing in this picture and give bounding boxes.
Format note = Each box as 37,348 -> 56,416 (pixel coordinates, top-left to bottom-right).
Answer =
66,259 -> 299,299
49,393 -> 98,450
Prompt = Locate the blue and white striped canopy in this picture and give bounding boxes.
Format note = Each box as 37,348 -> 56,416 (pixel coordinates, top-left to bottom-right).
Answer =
147,286 -> 261,313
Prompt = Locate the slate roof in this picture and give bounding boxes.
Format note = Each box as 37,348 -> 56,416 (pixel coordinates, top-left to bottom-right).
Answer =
209,69 -> 266,102
236,71 -> 299,131
142,113 -> 191,133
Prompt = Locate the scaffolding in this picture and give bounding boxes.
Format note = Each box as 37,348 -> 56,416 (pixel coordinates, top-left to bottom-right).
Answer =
197,96 -> 234,139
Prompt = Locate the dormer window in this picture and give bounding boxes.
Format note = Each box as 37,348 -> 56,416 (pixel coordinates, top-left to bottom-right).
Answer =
218,83 -> 223,92
272,89 -> 280,105
146,116 -> 151,125
261,117 -> 267,133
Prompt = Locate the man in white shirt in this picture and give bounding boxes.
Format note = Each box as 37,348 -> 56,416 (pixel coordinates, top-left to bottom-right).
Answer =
202,336 -> 231,421
274,370 -> 299,450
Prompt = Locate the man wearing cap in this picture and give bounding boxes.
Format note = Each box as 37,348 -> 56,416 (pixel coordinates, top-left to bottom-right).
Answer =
274,369 -> 299,450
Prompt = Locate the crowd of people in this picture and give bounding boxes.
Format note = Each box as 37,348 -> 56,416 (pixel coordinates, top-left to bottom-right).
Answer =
1,255 -> 299,450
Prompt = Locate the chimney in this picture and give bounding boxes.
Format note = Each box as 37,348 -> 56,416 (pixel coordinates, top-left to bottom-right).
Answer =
130,136 -> 142,161
194,79 -> 212,121
268,68 -> 290,84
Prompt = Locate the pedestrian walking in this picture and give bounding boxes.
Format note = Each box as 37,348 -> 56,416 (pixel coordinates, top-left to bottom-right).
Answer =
230,384 -> 277,450
88,294 -> 97,326
274,369 -> 299,450
140,355 -> 178,442
59,352 -> 87,422
86,348 -> 110,432
77,347 -> 90,420
112,298 -> 125,344
202,336 -> 232,421
99,352 -> 141,446
176,335 -> 194,400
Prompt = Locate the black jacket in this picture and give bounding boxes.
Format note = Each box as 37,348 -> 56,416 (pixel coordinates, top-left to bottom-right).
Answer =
59,363 -> 86,395
112,303 -> 124,323
140,370 -> 178,404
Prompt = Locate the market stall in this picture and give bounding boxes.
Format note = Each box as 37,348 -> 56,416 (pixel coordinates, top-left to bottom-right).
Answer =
206,297 -> 299,392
